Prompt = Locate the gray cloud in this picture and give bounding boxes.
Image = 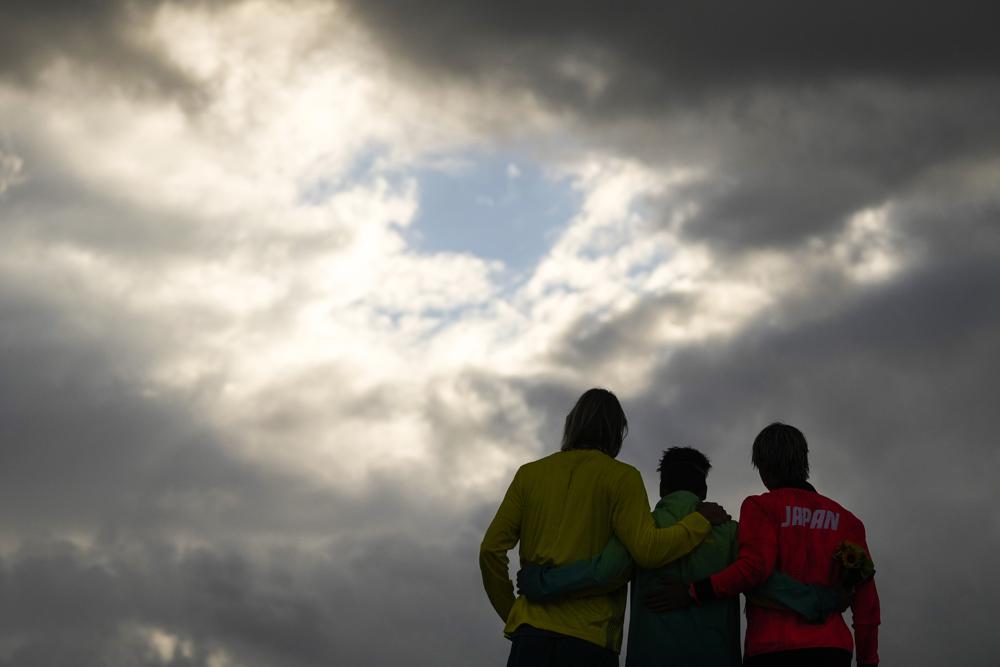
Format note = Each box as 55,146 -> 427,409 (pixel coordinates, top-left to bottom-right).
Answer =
342,1 -> 1000,250
341,1 -> 1000,107
649,82 -> 1000,248
4,1 -> 1000,665
0,0 -> 206,100
0,278 -> 515,665
0,530 -> 510,667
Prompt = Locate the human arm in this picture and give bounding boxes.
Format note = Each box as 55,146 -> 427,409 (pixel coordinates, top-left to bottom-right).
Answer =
610,467 -> 715,569
749,571 -> 850,623
853,576 -> 880,666
517,536 -> 633,602
479,469 -> 523,622
692,496 -> 777,602
851,533 -> 881,666
642,520 -> 832,617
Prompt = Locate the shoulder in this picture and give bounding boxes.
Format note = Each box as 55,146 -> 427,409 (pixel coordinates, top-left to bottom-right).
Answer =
797,489 -> 870,537
606,457 -> 640,475
811,491 -> 866,525
606,459 -> 643,490
739,490 -> 776,511
715,519 -> 739,541
518,451 -> 565,475
579,451 -> 640,479
737,490 -> 790,523
520,450 -> 637,479
824,496 -> 868,536
511,456 -> 551,488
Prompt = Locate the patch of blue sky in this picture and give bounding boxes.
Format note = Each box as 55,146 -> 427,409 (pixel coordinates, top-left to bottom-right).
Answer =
402,151 -> 581,279
296,146 -> 580,277
296,146 -> 583,329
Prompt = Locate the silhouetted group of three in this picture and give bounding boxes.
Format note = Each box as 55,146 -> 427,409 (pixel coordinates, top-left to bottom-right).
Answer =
481,388 -> 880,666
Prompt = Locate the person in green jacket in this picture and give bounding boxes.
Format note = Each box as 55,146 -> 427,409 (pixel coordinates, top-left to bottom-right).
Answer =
517,447 -> 847,667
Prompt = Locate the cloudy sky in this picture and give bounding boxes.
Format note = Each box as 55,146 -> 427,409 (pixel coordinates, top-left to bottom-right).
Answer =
2,1 -> 999,665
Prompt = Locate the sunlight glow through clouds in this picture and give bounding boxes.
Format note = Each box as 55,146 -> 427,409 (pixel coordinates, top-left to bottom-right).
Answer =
0,0 -> 915,496
832,204 -> 904,283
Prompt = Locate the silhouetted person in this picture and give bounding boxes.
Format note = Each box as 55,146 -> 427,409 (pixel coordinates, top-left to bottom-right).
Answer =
480,388 -> 730,667
648,423 -> 881,667
517,447 -> 847,667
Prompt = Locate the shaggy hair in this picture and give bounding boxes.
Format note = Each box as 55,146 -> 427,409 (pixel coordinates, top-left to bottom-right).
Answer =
657,446 -> 712,499
752,422 -> 810,483
560,388 -> 628,458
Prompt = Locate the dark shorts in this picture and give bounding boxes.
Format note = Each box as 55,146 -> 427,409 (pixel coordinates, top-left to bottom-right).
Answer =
744,648 -> 852,667
506,625 -> 618,667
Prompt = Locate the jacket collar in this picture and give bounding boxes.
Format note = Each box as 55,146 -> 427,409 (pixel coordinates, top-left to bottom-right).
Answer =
654,490 -> 702,517
772,479 -> 817,492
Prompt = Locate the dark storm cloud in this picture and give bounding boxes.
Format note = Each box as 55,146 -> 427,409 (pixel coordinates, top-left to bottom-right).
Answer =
0,0 -> 200,98
341,1 -> 1000,107
15,1 -> 1000,100
0,528 -> 509,667
636,82 -> 1000,248
342,1 -> 1000,248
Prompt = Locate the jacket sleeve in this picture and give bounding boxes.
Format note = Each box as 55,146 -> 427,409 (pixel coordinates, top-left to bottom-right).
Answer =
853,580 -> 880,666
751,570 -> 832,623
610,467 -> 711,569
518,537 -> 632,601
852,528 -> 881,665
706,496 -> 778,597
479,469 -> 523,622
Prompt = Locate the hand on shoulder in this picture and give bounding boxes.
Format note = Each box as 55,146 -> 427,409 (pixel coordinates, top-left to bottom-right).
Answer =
696,501 -> 731,525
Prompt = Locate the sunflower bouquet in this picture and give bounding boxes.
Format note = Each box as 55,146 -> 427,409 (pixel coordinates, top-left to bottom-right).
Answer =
832,540 -> 876,589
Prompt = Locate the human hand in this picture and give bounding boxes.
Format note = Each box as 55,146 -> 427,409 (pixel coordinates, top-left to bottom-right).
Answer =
831,581 -> 854,614
516,563 -> 548,601
696,501 -> 731,525
643,577 -> 692,613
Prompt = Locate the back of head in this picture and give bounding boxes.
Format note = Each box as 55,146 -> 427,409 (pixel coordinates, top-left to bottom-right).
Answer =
560,388 -> 628,458
752,422 -> 810,485
658,446 -> 711,500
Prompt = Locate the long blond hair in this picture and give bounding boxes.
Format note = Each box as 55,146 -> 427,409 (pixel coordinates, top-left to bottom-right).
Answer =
560,388 -> 628,458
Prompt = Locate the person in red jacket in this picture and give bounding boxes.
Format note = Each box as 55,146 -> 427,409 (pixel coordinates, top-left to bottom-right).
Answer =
648,423 -> 880,667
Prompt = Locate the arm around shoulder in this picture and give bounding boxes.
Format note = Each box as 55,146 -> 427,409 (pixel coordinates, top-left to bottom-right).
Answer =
610,467 -> 711,569
704,495 -> 779,599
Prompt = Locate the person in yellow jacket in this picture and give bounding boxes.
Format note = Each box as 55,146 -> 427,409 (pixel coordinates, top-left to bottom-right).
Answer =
480,388 -> 731,666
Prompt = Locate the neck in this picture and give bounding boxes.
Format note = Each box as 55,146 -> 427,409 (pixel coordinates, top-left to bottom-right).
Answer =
767,479 -> 815,492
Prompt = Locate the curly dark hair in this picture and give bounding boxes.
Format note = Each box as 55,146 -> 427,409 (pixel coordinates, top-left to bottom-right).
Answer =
657,446 -> 712,498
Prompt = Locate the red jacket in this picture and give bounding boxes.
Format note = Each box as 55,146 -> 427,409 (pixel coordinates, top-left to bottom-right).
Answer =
706,484 -> 880,663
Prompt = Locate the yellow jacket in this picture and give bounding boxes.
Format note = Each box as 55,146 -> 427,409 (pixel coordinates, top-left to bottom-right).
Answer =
480,449 -> 712,652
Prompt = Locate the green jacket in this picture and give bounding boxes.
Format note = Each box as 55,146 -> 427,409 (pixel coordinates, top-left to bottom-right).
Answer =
630,491 -> 740,667
520,491 -> 841,666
